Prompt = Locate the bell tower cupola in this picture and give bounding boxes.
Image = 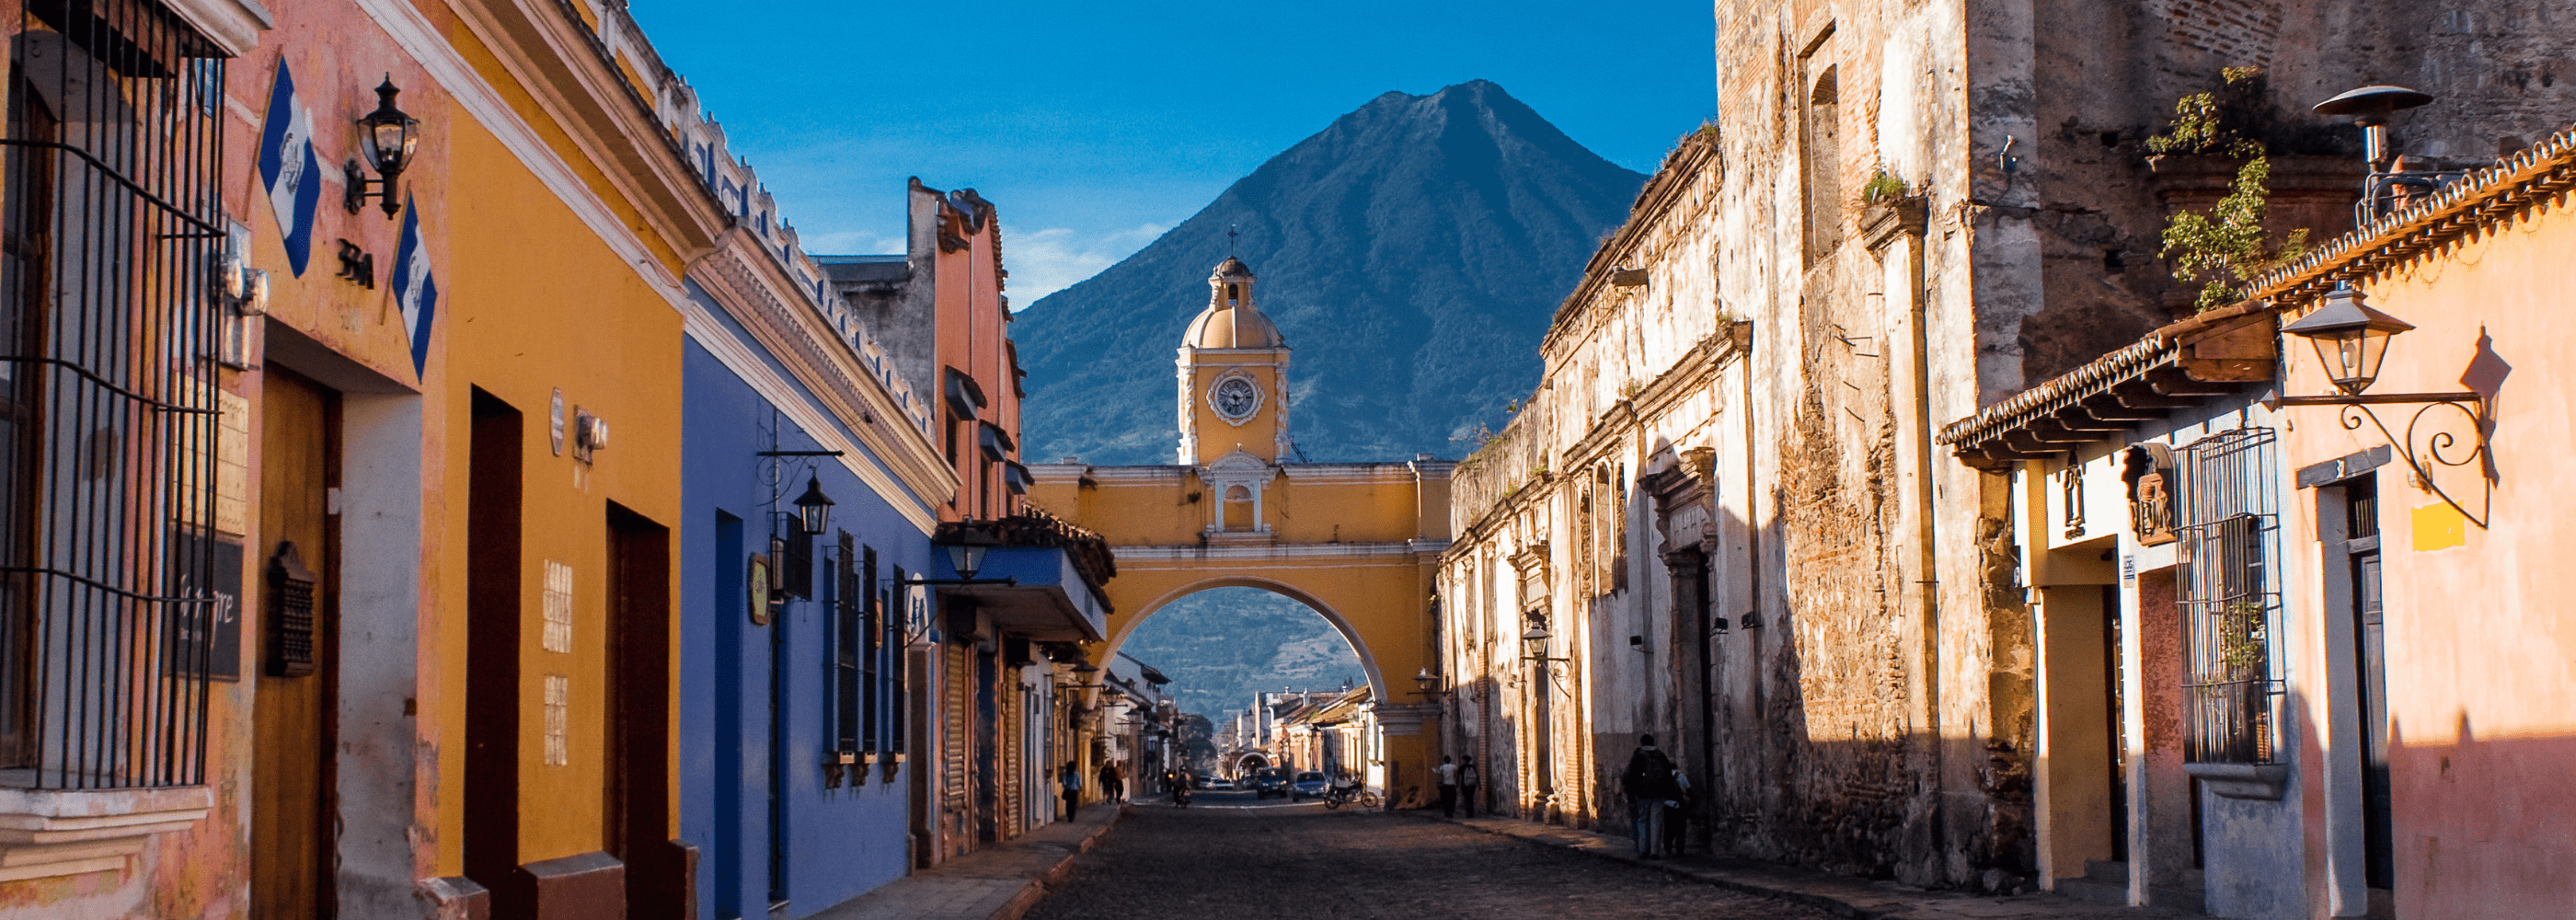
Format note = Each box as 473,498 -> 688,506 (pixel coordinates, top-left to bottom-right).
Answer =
1177,257 -> 1290,466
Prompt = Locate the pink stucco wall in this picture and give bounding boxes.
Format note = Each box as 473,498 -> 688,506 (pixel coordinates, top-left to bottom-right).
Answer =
2279,191 -> 2576,919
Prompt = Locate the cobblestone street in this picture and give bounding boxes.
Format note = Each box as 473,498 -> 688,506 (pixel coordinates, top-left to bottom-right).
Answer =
1024,793 -> 1841,920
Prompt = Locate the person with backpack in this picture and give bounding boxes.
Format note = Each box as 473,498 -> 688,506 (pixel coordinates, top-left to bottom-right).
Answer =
1459,755 -> 1482,818
1622,734 -> 1683,858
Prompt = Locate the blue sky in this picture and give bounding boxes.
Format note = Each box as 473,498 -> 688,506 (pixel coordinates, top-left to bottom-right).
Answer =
630,1 -> 1715,303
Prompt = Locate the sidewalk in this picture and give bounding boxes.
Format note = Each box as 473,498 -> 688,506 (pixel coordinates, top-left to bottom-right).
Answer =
1430,813 -> 2200,920
808,804 -> 1124,920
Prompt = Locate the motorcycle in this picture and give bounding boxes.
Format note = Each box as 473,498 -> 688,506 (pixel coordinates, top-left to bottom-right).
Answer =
1171,784 -> 1192,808
1322,783 -> 1377,810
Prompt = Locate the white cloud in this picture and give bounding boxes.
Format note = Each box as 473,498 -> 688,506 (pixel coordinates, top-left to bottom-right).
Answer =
1002,223 -> 1167,306
797,229 -> 906,256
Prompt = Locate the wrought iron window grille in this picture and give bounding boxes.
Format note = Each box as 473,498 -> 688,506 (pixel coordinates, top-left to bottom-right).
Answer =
0,1 -> 228,789
2178,427 -> 2284,765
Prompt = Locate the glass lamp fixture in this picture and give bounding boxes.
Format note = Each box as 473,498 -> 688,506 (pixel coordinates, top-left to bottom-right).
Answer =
346,75 -> 421,217
2282,286 -> 2415,396
943,527 -> 995,581
1520,625 -> 1550,661
791,475 -> 834,535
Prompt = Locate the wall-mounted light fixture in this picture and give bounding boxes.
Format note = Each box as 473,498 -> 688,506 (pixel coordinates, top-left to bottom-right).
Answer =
218,246 -> 270,316
215,226 -> 269,369
2278,286 -> 2490,527
1519,624 -> 1567,663
345,75 -> 421,218
570,407 -> 607,464
791,475 -> 835,535
893,521 -> 1018,645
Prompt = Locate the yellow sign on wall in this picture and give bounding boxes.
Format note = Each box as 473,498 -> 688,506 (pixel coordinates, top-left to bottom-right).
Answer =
2412,501 -> 2467,551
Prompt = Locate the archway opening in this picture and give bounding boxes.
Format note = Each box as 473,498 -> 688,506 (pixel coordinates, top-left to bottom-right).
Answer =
1109,586 -> 1367,781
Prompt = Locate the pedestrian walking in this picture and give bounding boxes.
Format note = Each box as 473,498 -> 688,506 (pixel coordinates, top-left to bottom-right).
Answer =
1622,734 -> 1682,859
1434,755 -> 1460,817
1098,759 -> 1124,802
1059,761 -> 1083,821
1459,755 -> 1481,818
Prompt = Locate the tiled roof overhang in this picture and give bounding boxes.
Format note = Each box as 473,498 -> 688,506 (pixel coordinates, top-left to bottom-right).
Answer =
1937,302 -> 2277,469
2248,129 -> 2576,312
1938,124 -> 2576,472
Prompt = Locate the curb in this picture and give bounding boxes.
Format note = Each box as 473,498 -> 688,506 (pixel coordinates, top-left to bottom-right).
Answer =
1420,813 -> 2191,920
994,806 -> 1126,920
810,805 -> 1126,920
1424,814 -> 1890,919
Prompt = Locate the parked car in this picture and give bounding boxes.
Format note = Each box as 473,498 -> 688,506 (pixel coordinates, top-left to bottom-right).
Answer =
1206,776 -> 1236,790
1249,768 -> 1292,798
1290,771 -> 1328,800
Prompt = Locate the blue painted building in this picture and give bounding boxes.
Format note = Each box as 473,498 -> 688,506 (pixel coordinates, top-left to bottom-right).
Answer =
671,92 -> 955,920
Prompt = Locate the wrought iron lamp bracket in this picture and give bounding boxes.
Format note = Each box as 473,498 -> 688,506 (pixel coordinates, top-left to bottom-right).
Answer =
2279,390 -> 2490,528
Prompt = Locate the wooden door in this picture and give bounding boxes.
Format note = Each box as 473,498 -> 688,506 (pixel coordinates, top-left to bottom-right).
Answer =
252,368 -> 339,919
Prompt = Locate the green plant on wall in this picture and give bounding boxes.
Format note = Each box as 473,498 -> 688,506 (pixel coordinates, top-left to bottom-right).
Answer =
2150,67 -> 2310,310
1862,169 -> 1910,204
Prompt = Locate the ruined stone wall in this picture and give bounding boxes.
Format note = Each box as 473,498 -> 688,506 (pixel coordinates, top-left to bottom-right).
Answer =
1448,0 -> 2571,891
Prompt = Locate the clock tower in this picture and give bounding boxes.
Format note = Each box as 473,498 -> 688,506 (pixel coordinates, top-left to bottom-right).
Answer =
1177,257 -> 1290,467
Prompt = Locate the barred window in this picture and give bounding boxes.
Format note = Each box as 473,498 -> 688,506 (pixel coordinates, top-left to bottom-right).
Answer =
832,533 -> 858,754
0,2 -> 229,789
2178,427 -> 2283,765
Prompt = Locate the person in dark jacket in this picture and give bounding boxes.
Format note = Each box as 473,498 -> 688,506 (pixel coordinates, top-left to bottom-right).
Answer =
1098,760 -> 1124,802
1460,756 -> 1482,817
1622,734 -> 1683,858
1059,762 -> 1083,821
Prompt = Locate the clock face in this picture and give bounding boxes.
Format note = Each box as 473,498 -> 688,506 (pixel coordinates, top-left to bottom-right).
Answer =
1211,376 -> 1261,421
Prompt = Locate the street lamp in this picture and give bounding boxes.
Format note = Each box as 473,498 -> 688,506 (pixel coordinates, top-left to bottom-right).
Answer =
346,75 -> 421,217
1521,624 -> 1558,662
790,475 -> 835,535
1413,667 -> 1442,698
2282,287 -> 2416,396
943,523 -> 998,581
2277,286 -> 2490,528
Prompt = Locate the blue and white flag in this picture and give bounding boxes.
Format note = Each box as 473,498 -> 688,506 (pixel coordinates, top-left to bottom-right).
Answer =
389,192 -> 438,380
254,63 -> 321,277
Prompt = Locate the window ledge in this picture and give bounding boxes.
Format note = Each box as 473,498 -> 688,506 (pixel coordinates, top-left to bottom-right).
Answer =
0,786 -> 214,881
2183,762 -> 2290,800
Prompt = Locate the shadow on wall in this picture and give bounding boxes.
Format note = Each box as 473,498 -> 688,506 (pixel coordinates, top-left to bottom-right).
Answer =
2384,716 -> 2576,915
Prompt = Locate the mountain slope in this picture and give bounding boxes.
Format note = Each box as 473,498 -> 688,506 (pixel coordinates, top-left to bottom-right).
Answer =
1012,80 -> 1645,465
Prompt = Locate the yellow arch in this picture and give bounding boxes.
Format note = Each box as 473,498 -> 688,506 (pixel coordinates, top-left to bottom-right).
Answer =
1028,458 -> 1454,799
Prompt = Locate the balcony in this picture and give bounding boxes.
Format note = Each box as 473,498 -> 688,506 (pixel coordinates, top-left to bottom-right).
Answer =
932,511 -> 1116,643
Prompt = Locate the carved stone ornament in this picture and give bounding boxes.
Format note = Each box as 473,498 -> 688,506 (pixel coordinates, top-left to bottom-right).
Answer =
2122,443 -> 2180,546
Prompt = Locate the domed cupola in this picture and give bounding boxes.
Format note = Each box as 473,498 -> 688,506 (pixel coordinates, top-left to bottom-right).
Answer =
1183,257 -> 1283,349
1176,256 -> 1292,466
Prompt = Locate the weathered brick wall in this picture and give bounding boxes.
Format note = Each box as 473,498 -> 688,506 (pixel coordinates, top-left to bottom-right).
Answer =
1446,0 -> 2570,893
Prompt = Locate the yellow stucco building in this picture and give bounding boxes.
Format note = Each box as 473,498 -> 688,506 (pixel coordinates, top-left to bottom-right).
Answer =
1028,258 -> 1455,801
